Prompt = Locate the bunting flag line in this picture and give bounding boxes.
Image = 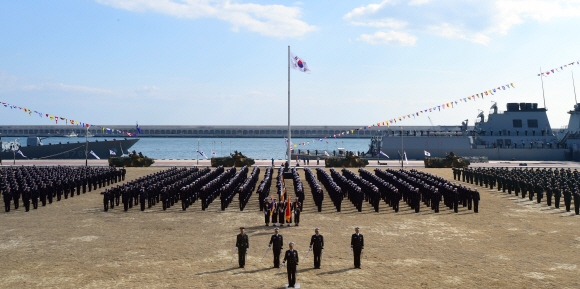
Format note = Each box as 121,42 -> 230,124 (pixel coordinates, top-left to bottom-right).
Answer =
538,60 -> 579,77
0,101 -> 139,138
90,150 -> 100,159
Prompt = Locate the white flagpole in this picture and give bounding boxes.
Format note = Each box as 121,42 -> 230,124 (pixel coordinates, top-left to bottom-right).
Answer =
287,45 -> 292,167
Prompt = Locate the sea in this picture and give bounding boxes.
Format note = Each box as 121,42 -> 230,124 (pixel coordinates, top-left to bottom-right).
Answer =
13,137 -> 373,160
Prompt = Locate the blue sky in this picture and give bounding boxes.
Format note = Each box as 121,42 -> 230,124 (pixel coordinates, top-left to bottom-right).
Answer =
1,0 -> 580,129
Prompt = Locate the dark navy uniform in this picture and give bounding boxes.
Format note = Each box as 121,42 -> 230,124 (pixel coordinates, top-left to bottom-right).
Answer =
309,229 -> 324,269
283,244 -> 299,288
351,227 -> 364,269
269,229 -> 283,268
235,228 -> 249,268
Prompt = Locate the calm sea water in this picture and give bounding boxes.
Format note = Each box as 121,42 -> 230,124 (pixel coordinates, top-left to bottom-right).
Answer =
13,137 -> 373,160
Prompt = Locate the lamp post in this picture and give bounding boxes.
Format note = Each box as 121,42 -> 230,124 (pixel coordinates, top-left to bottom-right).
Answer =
401,127 -> 404,169
85,126 -> 89,167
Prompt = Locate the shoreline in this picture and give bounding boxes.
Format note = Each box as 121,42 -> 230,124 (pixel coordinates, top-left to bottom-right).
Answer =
1,159 -> 579,168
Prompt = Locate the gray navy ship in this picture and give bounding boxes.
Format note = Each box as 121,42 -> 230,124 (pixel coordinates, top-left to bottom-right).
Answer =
378,102 -> 580,161
0,137 -> 139,160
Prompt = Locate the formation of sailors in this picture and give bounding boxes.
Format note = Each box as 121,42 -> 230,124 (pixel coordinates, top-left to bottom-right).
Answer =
455,167 -> 580,214
2,165 -> 121,212
310,168 -> 478,214
304,167 -> 323,212
102,167 -> 204,212
237,166 -> 260,211
258,167 -> 273,212
315,168 -> 342,212
219,166 -> 248,211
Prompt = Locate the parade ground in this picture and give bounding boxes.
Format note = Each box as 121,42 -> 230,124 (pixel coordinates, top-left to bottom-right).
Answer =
1,163 -> 579,288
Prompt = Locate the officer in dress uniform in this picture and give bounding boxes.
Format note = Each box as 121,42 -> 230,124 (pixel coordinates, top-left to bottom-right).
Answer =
282,242 -> 299,288
268,227 -> 283,268
235,227 -> 249,268
350,226 -> 364,269
309,228 -> 324,269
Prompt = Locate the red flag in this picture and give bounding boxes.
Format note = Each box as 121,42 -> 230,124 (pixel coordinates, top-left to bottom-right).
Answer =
285,200 -> 291,222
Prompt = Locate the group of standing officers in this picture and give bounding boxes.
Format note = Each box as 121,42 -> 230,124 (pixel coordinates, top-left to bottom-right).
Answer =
235,226 -> 364,288
454,167 -> 580,214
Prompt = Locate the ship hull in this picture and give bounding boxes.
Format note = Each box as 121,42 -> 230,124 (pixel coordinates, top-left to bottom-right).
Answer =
380,136 -> 568,161
0,139 -> 139,160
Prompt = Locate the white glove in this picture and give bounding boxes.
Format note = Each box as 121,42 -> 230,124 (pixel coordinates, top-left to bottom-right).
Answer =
246,248 -> 249,251
282,262 -> 285,266
268,246 -> 271,249
309,246 -> 312,250
350,248 -> 353,251
362,249 -> 365,253
235,247 -> 238,250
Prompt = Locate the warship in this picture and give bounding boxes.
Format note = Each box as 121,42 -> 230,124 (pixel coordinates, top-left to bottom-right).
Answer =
0,137 -> 139,160
377,102 -> 580,161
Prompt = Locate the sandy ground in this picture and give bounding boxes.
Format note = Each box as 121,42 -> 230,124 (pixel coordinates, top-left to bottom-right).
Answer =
1,164 -> 579,289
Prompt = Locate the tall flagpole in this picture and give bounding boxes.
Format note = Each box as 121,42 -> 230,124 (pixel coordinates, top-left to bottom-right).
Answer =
287,45 -> 292,167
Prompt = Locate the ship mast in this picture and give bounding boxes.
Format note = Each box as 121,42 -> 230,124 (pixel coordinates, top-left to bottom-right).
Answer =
540,67 -> 546,109
573,71 -> 578,105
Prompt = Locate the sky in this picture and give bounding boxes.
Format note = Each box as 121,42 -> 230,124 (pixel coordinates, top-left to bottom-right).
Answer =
1,0 -> 580,129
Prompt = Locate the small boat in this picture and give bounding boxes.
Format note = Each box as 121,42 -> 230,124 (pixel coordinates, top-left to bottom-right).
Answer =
64,131 -> 79,138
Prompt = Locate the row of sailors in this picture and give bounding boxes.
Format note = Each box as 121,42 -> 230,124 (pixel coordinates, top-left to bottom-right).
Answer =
219,166 -> 249,211
257,167 -> 273,211
455,167 -> 579,214
101,167 -> 203,212
342,169 -> 381,212
314,168 -> 342,212
290,168 -> 305,210
2,166 -> 123,212
200,166 -> 236,211
304,167 -> 323,212
330,168 -> 364,212
238,166 -> 260,211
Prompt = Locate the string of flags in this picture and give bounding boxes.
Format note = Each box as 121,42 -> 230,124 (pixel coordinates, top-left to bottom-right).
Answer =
538,60 -> 579,77
0,101 -> 140,137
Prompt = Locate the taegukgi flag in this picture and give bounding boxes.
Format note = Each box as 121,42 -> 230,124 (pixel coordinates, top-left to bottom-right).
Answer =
424,150 -> 431,156
290,52 -> 310,73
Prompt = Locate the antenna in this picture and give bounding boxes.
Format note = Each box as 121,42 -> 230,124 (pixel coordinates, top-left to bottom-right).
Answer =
427,116 -> 436,130
573,71 -> 578,105
540,67 -> 546,109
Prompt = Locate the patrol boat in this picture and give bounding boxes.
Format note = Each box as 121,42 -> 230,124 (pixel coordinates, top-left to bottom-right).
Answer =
379,102 -> 576,161
0,137 -> 139,160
